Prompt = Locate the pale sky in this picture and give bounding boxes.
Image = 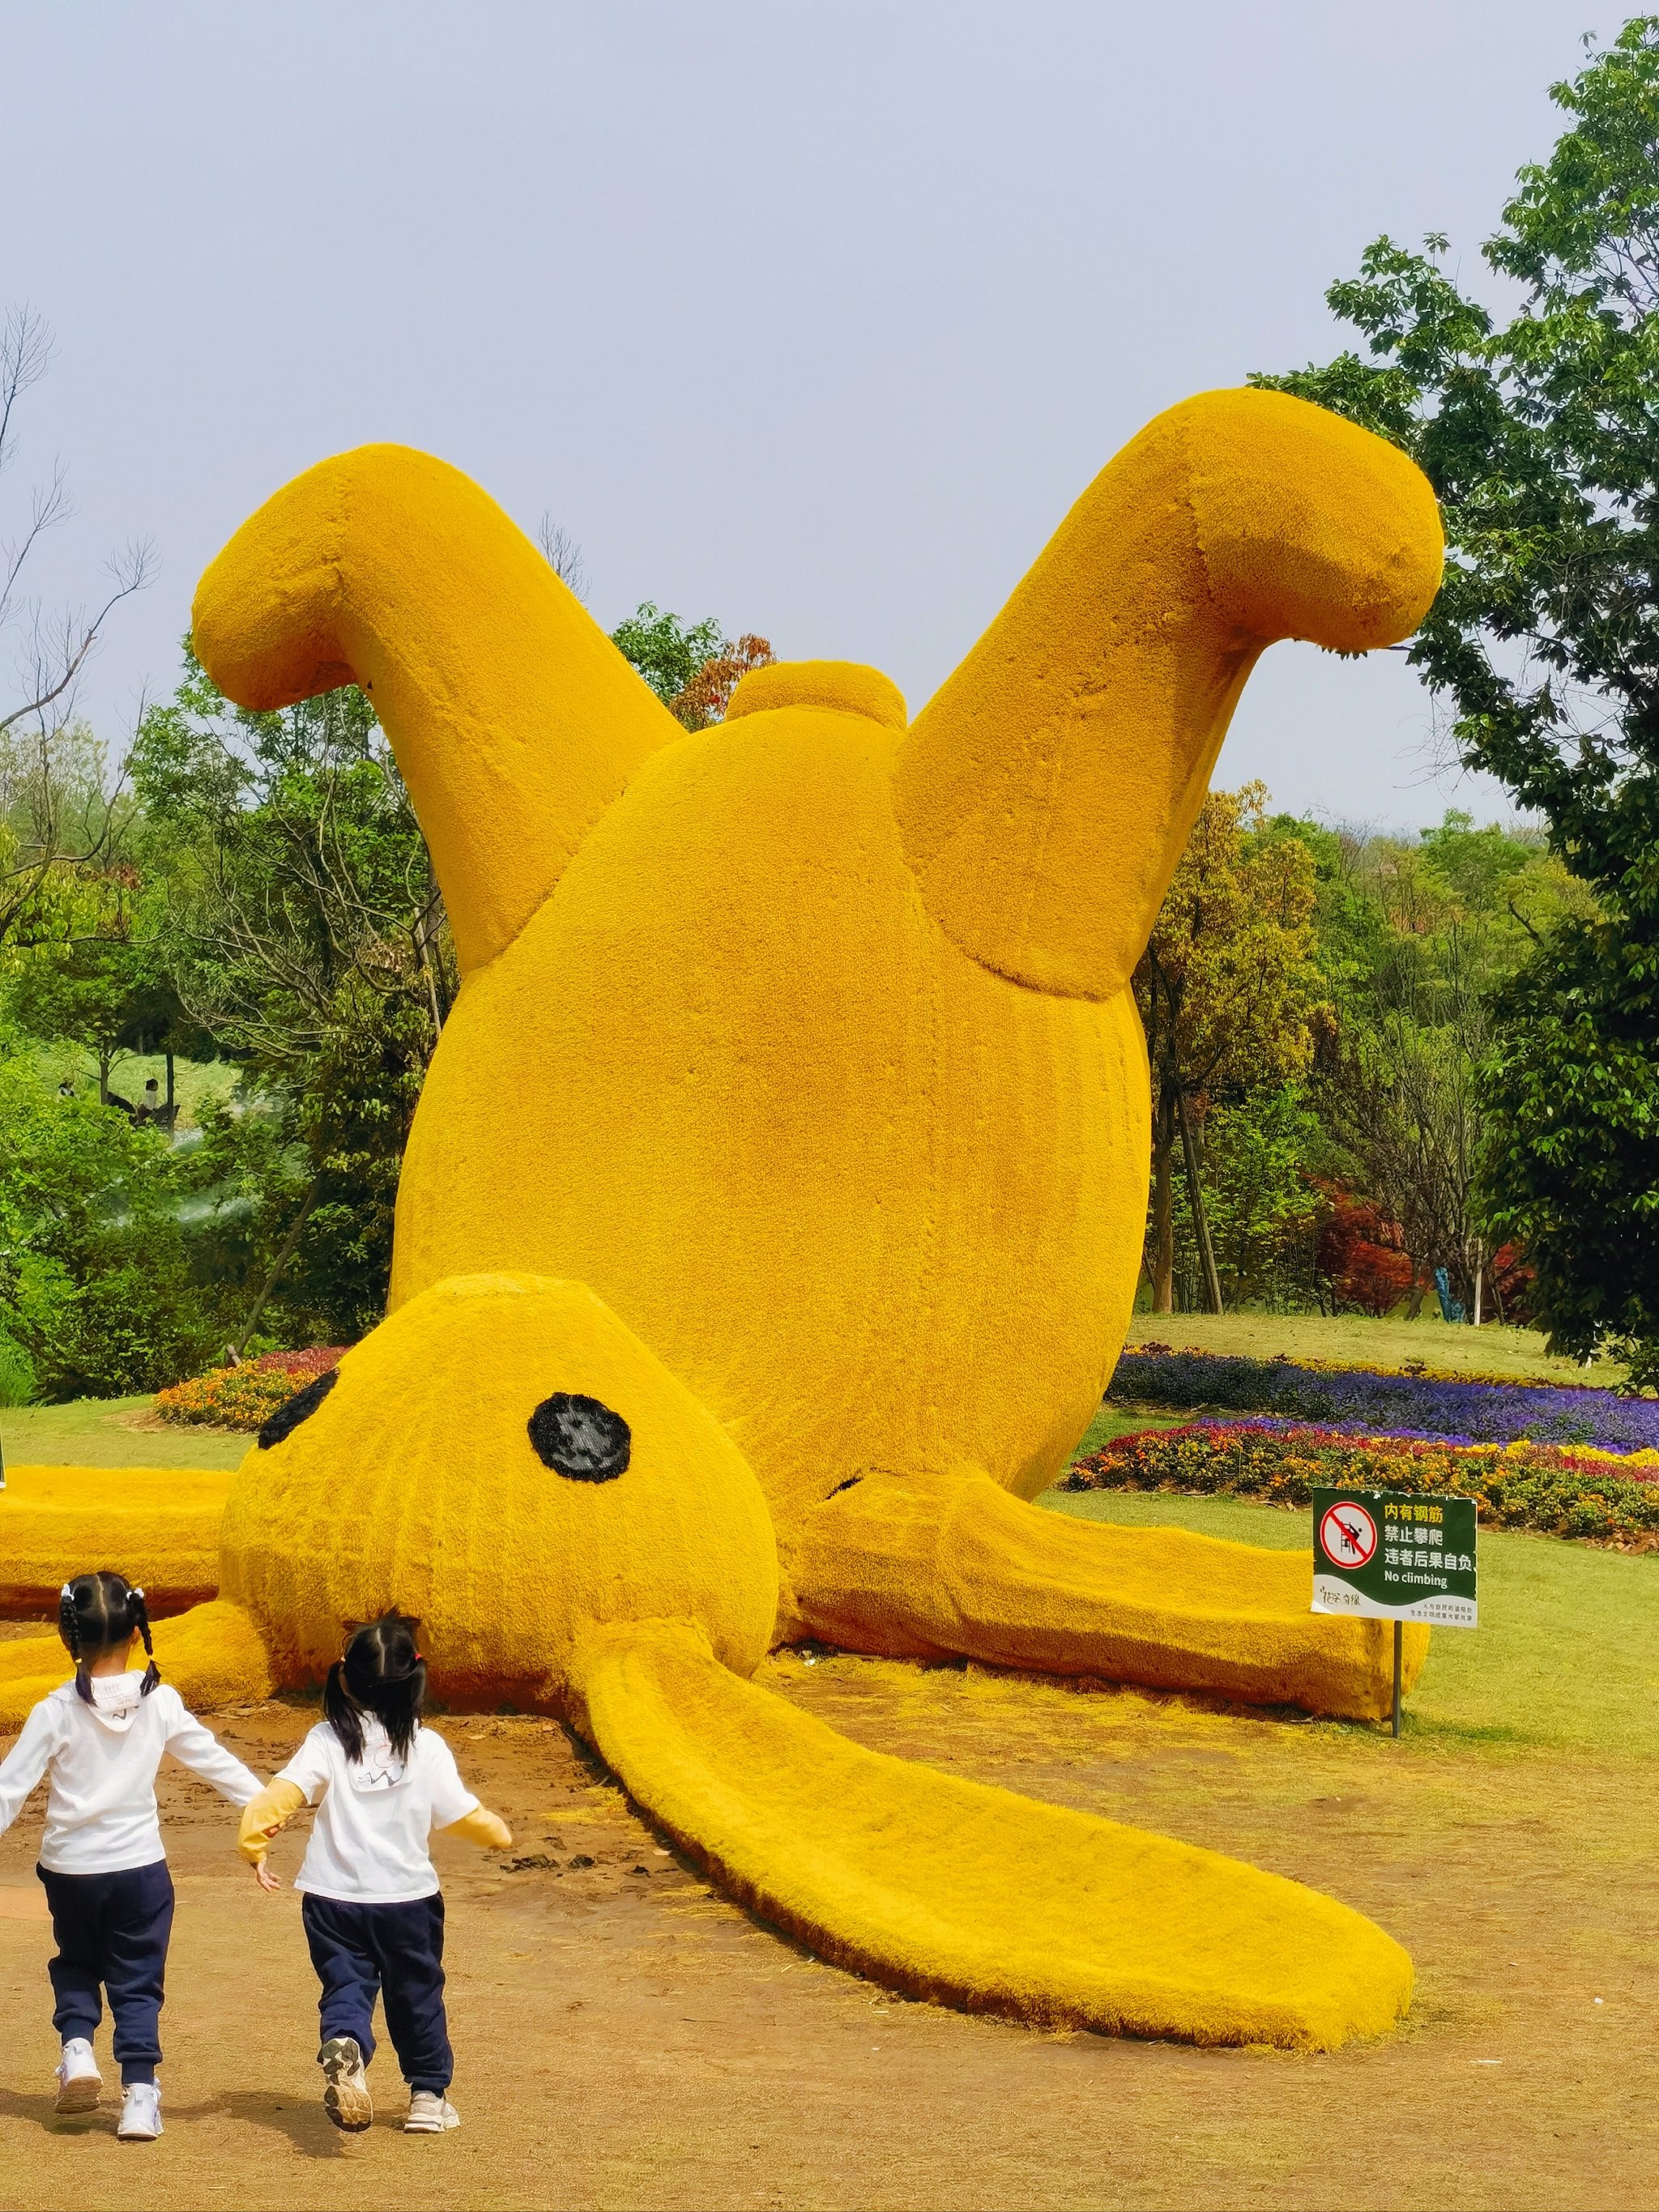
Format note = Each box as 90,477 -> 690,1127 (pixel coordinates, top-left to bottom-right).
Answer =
2,2 -> 1628,830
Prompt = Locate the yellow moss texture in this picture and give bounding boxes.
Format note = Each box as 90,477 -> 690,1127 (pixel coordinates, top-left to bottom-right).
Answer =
191,442 -> 685,975
220,1274 -> 778,1706
783,1468 -> 1429,1719
0,1598 -> 270,1731
184,392 -> 1444,1714
894,390 -> 1442,999
156,391 -> 1444,2048
574,1617 -> 1413,2051
0,1463 -> 229,1613
390,701 -> 1152,1531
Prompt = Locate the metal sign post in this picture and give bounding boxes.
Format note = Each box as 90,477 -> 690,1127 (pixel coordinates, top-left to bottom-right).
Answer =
1311,1486 -> 1478,1737
1392,1620 -> 1402,1739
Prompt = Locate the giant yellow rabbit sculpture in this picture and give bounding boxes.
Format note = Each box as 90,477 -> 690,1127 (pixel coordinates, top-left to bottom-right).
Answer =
0,390 -> 1443,2048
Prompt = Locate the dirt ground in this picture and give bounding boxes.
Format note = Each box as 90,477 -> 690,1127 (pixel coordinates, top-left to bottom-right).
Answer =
1,1643 -> 1654,2212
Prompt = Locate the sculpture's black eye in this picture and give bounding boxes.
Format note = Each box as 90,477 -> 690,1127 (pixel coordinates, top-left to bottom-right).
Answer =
257,1368 -> 339,1450
527,1392 -> 631,1481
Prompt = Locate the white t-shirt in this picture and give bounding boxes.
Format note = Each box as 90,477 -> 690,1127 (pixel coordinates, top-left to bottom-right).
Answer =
275,1720 -> 479,1903
0,1673 -> 264,1874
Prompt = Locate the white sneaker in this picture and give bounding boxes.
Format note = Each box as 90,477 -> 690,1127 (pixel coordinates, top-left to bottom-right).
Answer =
319,2035 -> 372,2132
404,2089 -> 459,2133
117,2081 -> 163,2141
54,2037 -> 101,2114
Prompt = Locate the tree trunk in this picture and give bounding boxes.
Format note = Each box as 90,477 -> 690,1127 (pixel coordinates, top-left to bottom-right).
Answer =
1150,1089 -> 1175,1314
234,1173 -> 324,1357
1177,1089 -> 1224,1315
164,1050 -> 175,1129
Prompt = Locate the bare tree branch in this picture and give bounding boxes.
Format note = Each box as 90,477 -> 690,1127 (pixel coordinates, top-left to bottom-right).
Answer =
0,306 -> 154,952
535,512 -> 588,600
0,306 -> 53,479
0,538 -> 157,739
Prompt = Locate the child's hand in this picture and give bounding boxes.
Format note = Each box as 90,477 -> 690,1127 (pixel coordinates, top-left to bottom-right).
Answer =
252,1856 -> 282,1893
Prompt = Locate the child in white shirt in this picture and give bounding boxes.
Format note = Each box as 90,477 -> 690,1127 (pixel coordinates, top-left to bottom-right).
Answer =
0,1571 -> 265,2141
239,1613 -> 510,2135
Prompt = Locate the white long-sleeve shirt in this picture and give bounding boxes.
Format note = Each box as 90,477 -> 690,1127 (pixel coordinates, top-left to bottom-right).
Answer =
276,1720 -> 479,1903
0,1671 -> 263,1873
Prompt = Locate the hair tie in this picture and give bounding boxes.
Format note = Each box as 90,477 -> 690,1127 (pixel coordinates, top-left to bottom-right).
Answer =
60,1582 -> 75,1600
131,1586 -> 145,1600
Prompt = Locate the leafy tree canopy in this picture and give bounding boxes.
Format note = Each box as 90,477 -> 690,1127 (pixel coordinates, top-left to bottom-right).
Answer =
609,604 -> 775,730
1135,784 -> 1324,1312
130,649 -> 453,1349
1255,17 -> 1659,1375
610,605 -> 727,710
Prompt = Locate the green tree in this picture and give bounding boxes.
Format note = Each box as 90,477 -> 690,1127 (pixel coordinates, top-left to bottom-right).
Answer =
0,306 -> 151,951
1294,814 -> 1590,1319
1135,786 -> 1325,1313
611,605 -> 727,712
1256,19 -> 1659,1374
2,863 -> 190,1107
132,650 -> 452,1349
609,606 -> 775,729
1177,1083 -> 1324,1313
0,1035 -> 214,1400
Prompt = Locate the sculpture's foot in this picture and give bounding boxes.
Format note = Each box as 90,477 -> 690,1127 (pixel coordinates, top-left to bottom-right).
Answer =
780,1468 -> 1427,1721
0,1600 -> 273,1730
572,1616 -> 1410,2050
0,1462 -> 232,1614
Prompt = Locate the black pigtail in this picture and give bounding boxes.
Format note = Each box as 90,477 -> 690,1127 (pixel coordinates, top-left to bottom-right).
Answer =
326,1614 -> 424,1762
323,1659 -> 365,1762
131,1586 -> 160,1695
59,1583 -> 92,1705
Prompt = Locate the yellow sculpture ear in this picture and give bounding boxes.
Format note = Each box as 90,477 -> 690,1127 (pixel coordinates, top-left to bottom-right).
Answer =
191,445 -> 686,974
892,389 -> 1444,1000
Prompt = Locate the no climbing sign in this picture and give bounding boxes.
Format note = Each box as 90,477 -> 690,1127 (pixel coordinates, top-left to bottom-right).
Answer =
1311,1485 -> 1478,1629
1312,1485 -> 1478,1737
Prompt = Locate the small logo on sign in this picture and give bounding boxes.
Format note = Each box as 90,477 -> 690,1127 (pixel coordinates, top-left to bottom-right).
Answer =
1320,1501 -> 1378,1567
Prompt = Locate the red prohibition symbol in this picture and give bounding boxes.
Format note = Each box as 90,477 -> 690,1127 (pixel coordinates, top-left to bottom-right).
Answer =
1320,1501 -> 1378,1568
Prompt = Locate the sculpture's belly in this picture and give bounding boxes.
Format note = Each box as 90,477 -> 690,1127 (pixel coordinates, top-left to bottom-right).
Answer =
392,714 -> 1149,1522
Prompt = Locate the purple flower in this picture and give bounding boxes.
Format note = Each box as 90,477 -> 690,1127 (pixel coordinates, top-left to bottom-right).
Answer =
1110,1349 -> 1659,1451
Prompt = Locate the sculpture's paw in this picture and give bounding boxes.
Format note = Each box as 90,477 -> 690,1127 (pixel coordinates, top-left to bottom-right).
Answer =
0,1600 -> 272,1730
573,1617 -> 1410,2050
783,1468 -> 1427,1721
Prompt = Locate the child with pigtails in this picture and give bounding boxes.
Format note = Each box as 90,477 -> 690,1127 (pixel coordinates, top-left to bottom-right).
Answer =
0,1571 -> 266,2140
239,1613 -> 512,2136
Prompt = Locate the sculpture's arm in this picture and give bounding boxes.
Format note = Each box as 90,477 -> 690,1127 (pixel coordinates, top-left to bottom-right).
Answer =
893,388 -> 1443,999
191,445 -> 687,974
778,1465 -> 1428,1722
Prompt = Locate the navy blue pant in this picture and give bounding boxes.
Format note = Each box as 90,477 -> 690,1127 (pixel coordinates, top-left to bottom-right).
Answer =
301,1892 -> 452,2094
36,1860 -> 174,2085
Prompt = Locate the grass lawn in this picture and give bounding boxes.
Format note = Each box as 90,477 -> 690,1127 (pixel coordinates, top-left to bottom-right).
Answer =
0,1396 -> 246,1471
1042,1482 -> 1659,1759
23,1042 -> 237,1132
1071,1400 -> 1188,1456
1124,1306 -> 1627,1386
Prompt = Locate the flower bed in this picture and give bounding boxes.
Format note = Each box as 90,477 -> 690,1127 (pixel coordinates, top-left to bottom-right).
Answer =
154,1346 -> 347,1431
253,1346 -> 344,1381
1109,1347 -> 1659,1451
1064,1419 -> 1659,1546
